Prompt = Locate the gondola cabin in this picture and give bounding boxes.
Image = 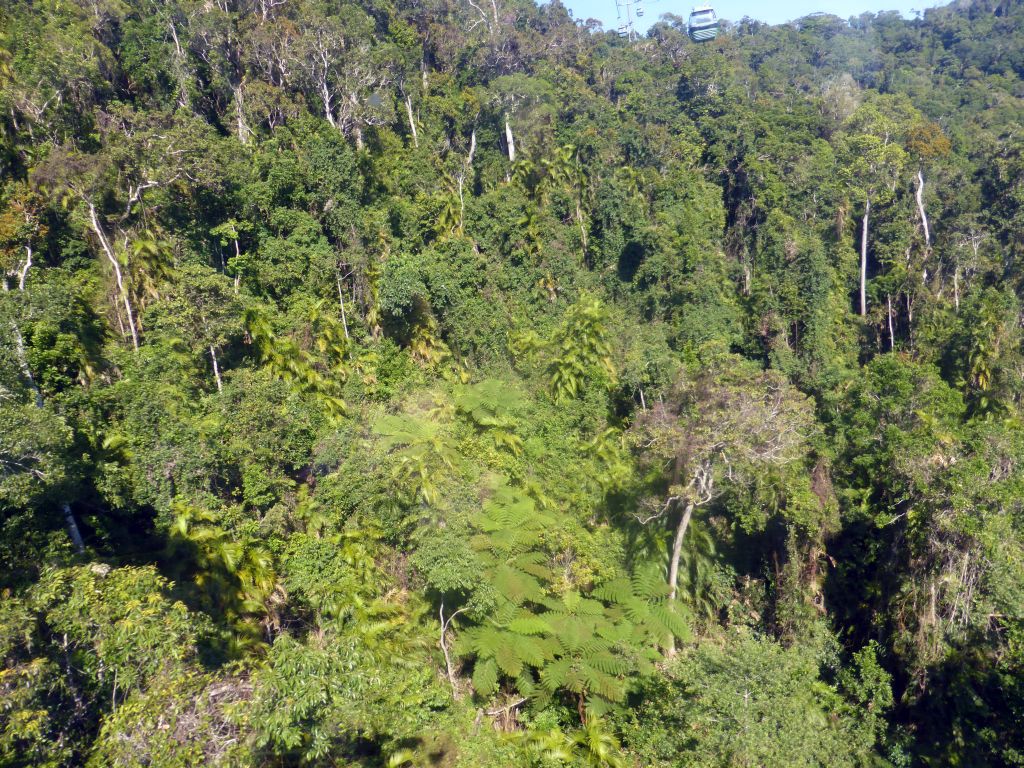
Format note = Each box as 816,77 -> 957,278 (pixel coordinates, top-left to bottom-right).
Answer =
687,5 -> 719,41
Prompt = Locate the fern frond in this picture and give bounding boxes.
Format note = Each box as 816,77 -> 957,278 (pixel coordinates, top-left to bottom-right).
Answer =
593,578 -> 632,604
630,564 -> 668,600
473,657 -> 499,696
495,643 -> 524,676
508,615 -> 554,636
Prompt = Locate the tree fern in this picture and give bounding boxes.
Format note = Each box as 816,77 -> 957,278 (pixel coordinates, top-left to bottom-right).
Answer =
372,413 -> 463,506
596,562 -> 691,649
454,378 -> 527,429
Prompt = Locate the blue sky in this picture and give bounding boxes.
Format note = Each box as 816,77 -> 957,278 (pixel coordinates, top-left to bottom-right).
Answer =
558,0 -> 946,31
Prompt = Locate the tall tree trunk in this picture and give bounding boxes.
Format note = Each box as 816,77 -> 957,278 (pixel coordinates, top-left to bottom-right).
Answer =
860,196 -> 871,317
404,95 -> 419,148
667,500 -> 695,657
7,277 -> 86,552
64,503 -> 86,553
887,293 -> 895,351
467,127 -> 477,168
10,321 -> 43,408
233,238 -> 241,294
18,246 -> 32,291
504,114 -> 515,163
321,82 -> 337,129
210,345 -> 223,392
575,201 -> 588,262
953,265 -> 960,313
234,85 -> 251,144
168,21 -> 192,110
88,203 -> 139,350
457,173 -> 465,233
336,270 -> 350,341
915,169 -> 930,248
439,603 -> 465,701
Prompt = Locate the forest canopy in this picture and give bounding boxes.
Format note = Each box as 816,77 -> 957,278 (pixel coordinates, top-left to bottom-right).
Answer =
1,0 -> 1023,765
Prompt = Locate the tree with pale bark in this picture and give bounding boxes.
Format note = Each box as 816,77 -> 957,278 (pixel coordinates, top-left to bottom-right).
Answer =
629,354 -> 815,652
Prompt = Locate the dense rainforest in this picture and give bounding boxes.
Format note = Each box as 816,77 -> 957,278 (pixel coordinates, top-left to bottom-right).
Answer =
1,0 -> 1023,764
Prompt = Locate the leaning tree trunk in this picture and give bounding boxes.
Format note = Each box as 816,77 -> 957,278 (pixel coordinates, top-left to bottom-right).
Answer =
860,196 -> 871,317
209,346 -> 223,392
10,321 -> 43,409
666,500 -> 695,657
405,95 -> 419,148
88,203 -> 139,350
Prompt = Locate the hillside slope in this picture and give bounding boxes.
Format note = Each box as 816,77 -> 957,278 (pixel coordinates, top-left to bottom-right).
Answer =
1,0 -> 1022,765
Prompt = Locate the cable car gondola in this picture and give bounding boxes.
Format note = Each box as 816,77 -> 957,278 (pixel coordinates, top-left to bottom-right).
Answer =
687,4 -> 719,42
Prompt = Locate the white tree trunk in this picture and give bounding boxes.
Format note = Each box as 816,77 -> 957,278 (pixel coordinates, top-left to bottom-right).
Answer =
504,114 -> 515,163
321,82 -> 337,128
915,169 -> 930,248
10,321 -> 43,408
457,173 -> 465,233
953,265 -> 960,313
88,204 -> 139,350
439,603 -> 465,701
666,500 -> 695,657
336,270 -> 350,341
8,277 -> 85,550
18,246 -> 32,291
576,201 -> 588,259
404,95 -> 419,148
168,21 -> 192,110
234,85 -> 251,144
210,345 -> 223,392
860,197 -> 870,317
467,128 -> 477,168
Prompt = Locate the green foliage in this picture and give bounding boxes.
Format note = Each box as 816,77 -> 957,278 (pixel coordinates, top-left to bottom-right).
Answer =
624,630 -> 890,767
1,0 -> 1024,764
31,565 -> 203,695
168,505 -> 279,648
245,306 -> 348,419
374,410 -> 464,506
544,295 -> 617,402
243,629 -> 446,765
87,668 -> 248,768
0,565 -> 209,766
